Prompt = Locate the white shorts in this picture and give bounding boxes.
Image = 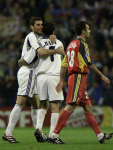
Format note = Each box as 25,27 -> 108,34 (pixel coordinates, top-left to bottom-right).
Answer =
36,74 -> 64,101
17,66 -> 37,98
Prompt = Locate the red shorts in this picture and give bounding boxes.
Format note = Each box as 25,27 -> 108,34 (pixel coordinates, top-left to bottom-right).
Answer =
66,73 -> 92,106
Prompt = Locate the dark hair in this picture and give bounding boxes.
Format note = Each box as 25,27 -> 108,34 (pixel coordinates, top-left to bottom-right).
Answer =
43,22 -> 55,36
29,16 -> 43,26
75,21 -> 89,35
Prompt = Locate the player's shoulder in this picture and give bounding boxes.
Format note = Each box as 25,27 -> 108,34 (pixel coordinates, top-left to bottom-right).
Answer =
67,39 -> 80,49
56,39 -> 64,47
26,32 -> 33,37
71,39 -> 80,44
27,32 -> 39,39
56,39 -> 62,44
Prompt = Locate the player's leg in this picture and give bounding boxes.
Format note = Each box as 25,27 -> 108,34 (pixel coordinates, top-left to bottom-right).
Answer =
83,104 -> 113,143
48,74 -> 77,143
34,75 -> 48,142
54,103 -> 75,135
30,95 -> 39,129
77,73 -> 113,143
47,103 -> 75,144
53,74 -> 78,136
3,96 -> 27,143
35,75 -> 48,131
49,101 -> 59,137
34,100 -> 48,142
3,67 -> 36,143
35,101 -> 48,130
30,76 -> 40,129
48,75 -> 64,138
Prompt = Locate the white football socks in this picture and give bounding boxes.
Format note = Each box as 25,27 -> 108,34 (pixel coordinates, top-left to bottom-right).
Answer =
5,104 -> 22,136
31,107 -> 38,129
49,113 -> 59,137
97,133 -> 104,140
36,109 -> 47,130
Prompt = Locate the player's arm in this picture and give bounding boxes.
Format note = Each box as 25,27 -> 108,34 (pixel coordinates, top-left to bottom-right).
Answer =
79,42 -> 110,85
20,34 -> 41,65
18,58 -> 28,67
18,46 -> 65,67
88,64 -> 110,85
56,56 -> 67,92
37,46 -> 65,57
56,39 -> 65,57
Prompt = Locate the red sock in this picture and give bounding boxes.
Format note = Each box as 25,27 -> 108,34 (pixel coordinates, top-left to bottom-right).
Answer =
54,109 -> 71,134
85,112 -> 101,135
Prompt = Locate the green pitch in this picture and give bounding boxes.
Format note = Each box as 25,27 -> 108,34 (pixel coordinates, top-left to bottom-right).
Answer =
0,127 -> 113,150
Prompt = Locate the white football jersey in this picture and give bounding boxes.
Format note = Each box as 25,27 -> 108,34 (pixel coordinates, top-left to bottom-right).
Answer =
35,38 -> 64,75
21,32 -> 42,68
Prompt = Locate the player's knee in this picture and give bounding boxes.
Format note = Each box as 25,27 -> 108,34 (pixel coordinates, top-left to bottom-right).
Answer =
39,101 -> 48,109
31,95 -> 40,108
16,102 -> 25,109
31,97 -> 39,108
50,102 -> 60,113
16,96 -> 27,109
84,105 -> 92,113
65,103 -> 75,113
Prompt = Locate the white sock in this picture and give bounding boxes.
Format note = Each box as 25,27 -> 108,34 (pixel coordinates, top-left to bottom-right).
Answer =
97,133 -> 104,140
5,104 -> 22,136
36,109 -> 47,130
50,132 -> 59,138
49,113 -> 59,137
31,107 -> 38,129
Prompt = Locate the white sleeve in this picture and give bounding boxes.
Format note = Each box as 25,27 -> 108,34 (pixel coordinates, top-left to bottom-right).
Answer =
23,47 -> 38,64
28,34 -> 40,50
22,33 -> 40,64
56,40 -> 64,49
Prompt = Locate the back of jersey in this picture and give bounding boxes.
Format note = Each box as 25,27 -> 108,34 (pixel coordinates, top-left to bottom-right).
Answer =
36,38 -> 64,76
66,39 -> 91,75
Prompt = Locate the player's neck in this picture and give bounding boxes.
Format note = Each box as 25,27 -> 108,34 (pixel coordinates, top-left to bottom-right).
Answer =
33,31 -> 43,36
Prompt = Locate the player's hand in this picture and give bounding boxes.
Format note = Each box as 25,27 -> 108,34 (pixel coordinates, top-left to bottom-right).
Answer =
18,58 -> 23,67
56,80 -> 64,92
101,75 -> 110,85
56,47 -> 65,56
18,58 -> 27,67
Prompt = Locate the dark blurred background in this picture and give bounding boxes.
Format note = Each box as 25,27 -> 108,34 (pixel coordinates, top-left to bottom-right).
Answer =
0,0 -> 113,107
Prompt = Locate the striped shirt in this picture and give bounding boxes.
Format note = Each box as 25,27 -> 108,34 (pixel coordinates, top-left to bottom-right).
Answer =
21,32 -> 42,68
65,38 -> 91,75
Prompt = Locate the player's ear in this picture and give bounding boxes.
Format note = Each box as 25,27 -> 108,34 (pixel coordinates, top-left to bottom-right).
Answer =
30,25 -> 33,31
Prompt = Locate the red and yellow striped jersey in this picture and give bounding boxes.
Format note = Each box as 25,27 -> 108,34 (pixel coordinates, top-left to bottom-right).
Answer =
62,38 -> 91,75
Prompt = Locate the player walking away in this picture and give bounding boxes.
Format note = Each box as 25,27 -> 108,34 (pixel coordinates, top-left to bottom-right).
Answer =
48,21 -> 113,144
2,17 -> 64,143
34,22 -> 65,143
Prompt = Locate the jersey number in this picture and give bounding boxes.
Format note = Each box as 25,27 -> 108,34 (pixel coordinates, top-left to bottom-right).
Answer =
49,46 -> 55,62
67,50 -> 75,67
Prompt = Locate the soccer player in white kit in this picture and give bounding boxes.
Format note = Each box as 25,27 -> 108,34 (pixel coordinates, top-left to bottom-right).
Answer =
2,17 -> 63,143
2,17 -> 43,143
34,22 -> 65,142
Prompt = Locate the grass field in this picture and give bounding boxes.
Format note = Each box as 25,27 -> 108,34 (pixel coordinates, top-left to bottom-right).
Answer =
0,127 -> 113,150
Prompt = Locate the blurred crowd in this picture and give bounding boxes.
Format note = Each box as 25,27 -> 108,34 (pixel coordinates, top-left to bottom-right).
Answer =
0,0 -> 113,106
